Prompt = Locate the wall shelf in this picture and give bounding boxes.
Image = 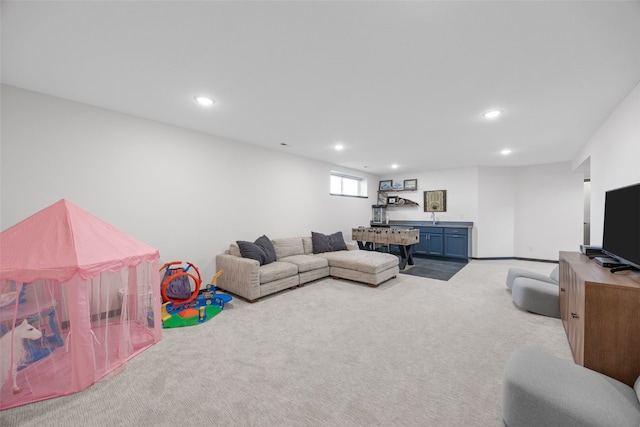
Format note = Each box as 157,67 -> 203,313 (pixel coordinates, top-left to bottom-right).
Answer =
386,197 -> 419,207
378,191 -> 419,207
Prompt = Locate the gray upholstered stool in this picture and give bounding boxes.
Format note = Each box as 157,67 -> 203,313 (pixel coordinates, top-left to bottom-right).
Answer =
506,265 -> 559,290
511,277 -> 560,318
503,347 -> 640,427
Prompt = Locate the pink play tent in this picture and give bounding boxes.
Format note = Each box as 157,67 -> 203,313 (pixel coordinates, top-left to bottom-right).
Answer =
0,199 -> 162,410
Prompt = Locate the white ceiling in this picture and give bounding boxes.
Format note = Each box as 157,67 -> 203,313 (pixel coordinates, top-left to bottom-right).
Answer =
2,1 -> 640,175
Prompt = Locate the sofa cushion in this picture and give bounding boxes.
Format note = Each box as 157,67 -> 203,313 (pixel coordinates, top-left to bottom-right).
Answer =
635,375 -> 640,403
236,235 -> 276,265
259,261 -> 298,284
302,236 -> 313,255
279,254 -> 328,273
311,231 -> 348,254
272,237 -> 304,259
229,243 -> 241,257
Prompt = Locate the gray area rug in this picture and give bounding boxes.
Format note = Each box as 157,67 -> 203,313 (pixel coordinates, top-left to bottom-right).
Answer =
400,256 -> 468,281
0,260 -> 571,427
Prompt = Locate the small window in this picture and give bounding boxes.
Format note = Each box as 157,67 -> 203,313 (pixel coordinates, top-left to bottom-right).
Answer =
330,172 -> 366,197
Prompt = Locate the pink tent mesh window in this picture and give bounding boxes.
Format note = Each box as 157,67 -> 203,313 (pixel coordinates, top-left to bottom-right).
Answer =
0,200 -> 162,410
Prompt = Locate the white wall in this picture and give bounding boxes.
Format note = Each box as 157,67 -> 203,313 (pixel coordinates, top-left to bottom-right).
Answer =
1,85 -> 378,281
384,167 -> 479,223
477,166 -> 516,258
583,181 -> 591,245
513,163 -> 584,259
573,81 -> 640,246
2,83 -> 606,268
384,164 -> 582,260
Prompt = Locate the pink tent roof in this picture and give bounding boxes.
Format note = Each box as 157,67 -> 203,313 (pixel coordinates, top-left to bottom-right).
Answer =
0,199 -> 159,283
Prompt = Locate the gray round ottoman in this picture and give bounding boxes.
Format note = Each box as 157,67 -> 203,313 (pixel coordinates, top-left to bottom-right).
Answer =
511,277 -> 560,318
506,266 -> 559,290
503,347 -> 640,427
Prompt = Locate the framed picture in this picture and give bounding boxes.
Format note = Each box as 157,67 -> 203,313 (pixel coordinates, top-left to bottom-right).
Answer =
379,180 -> 392,191
387,196 -> 398,205
392,181 -> 404,191
403,179 -> 418,191
424,190 -> 447,212
377,192 -> 388,205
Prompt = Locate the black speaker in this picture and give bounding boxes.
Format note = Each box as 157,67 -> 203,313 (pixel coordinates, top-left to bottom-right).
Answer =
580,244 -> 604,258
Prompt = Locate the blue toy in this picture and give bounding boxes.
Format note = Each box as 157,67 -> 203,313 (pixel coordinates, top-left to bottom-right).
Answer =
159,265 -> 231,328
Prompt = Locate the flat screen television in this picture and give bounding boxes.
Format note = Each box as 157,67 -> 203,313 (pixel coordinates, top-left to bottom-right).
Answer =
602,183 -> 640,272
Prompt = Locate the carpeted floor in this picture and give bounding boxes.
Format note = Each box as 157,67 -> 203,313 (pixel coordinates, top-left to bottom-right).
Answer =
400,256 -> 468,281
0,259 -> 570,427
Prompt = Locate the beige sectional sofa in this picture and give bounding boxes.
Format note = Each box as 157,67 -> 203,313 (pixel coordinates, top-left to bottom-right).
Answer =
215,236 -> 399,302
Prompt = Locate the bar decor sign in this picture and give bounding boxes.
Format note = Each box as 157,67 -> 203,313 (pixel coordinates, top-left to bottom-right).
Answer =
424,190 -> 447,212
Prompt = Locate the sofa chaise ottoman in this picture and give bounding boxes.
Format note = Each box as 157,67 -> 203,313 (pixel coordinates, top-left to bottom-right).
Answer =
314,249 -> 399,287
215,234 -> 399,302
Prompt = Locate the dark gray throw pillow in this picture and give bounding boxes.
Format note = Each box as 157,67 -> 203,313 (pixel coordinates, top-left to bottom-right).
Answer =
237,240 -> 266,265
237,235 -> 276,265
330,232 -> 348,251
311,231 -> 348,254
255,235 -> 277,264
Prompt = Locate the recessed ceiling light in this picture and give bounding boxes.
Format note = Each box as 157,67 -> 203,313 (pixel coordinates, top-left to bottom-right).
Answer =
483,110 -> 502,119
334,144 -> 344,151
195,96 -> 215,106
391,164 -> 399,169
501,149 -> 512,155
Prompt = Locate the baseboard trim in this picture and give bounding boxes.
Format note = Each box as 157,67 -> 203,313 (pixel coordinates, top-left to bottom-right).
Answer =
472,256 -> 558,264
60,308 -> 122,329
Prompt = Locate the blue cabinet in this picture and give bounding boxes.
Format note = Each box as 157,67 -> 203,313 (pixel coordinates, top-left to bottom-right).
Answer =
444,228 -> 468,259
415,228 -> 444,256
412,225 -> 469,259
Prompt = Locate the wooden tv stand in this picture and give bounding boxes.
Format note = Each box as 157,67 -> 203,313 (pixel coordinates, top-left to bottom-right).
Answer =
559,251 -> 640,386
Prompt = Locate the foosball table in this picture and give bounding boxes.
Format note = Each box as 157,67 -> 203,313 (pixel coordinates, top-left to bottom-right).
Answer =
352,227 -> 419,270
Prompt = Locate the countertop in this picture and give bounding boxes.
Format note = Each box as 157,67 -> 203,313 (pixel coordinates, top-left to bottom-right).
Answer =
369,220 -> 473,228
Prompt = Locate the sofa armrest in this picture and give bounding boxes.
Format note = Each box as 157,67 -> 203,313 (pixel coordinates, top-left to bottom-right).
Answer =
215,253 -> 261,302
